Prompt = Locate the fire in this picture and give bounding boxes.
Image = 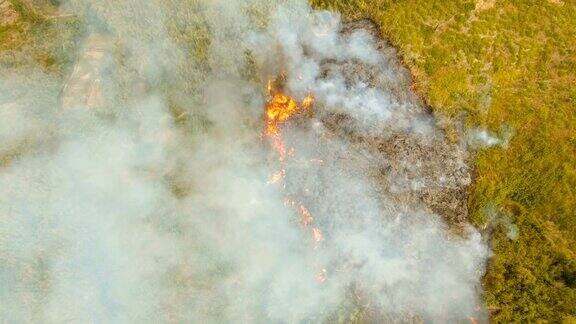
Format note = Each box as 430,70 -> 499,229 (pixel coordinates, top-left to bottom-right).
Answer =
299,205 -> 313,227
266,94 -> 299,123
316,268 -> 328,284
264,78 -> 313,137
263,76 -> 322,250
302,94 -> 315,109
312,227 -> 323,243
268,170 -> 285,184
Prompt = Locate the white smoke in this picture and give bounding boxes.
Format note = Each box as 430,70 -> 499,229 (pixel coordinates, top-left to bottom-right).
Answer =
467,126 -> 513,150
0,0 -> 488,322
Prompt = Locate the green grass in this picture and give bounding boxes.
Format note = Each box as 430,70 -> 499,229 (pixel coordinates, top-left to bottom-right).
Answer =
311,0 -> 576,322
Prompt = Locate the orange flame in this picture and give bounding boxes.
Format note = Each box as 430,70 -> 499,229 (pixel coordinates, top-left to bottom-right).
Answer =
263,76 -> 325,281
316,268 -> 327,284
264,79 -> 312,137
299,205 -> 313,227
312,227 -> 323,243
268,170 -> 286,184
263,77 -> 314,183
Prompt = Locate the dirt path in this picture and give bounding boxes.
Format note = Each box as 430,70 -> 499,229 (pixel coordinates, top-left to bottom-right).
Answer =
60,33 -> 114,110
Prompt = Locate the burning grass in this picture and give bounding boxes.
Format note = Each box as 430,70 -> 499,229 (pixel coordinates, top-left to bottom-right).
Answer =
263,76 -> 322,246
264,77 -> 314,137
3,0 -> 563,321
2,2 -> 487,321
250,17 -> 485,321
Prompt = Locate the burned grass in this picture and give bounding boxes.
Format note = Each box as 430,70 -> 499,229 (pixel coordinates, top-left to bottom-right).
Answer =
312,0 -> 576,322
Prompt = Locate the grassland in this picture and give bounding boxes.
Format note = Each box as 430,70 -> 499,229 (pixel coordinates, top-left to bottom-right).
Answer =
2,0 -> 575,322
311,0 -> 576,322
0,0 -> 80,76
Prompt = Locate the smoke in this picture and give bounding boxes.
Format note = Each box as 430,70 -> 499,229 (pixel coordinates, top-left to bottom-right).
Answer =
484,204 -> 519,241
467,127 -> 512,149
0,0 -> 488,322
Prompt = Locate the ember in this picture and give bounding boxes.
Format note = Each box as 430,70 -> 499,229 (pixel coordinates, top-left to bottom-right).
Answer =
264,78 -> 312,137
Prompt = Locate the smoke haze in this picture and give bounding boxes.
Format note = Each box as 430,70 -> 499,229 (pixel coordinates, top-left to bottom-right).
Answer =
0,0 -> 488,322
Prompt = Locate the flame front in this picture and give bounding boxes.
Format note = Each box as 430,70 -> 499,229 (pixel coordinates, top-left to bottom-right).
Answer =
263,77 -> 324,262
265,80 -> 313,137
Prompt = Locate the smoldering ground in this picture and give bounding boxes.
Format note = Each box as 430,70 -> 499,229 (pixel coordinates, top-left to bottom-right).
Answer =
0,0 -> 488,322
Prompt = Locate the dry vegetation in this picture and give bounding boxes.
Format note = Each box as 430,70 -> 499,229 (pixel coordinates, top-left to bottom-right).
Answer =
1,0 -> 575,322
0,0 -> 79,75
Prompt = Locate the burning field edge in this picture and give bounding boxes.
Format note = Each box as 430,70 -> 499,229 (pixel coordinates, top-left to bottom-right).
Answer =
310,0 -> 576,322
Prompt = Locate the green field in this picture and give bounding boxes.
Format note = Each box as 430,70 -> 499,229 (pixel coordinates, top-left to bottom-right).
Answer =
2,0 -> 575,322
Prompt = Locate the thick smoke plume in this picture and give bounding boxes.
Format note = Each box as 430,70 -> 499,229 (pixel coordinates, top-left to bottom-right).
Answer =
0,0 -> 488,322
